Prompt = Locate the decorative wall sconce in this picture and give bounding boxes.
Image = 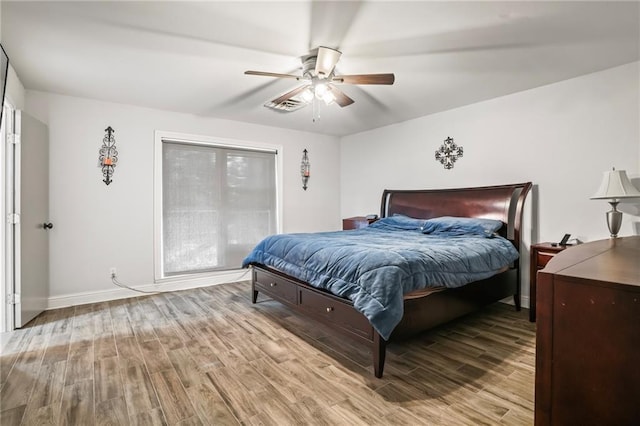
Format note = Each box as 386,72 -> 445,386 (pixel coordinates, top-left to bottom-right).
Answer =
435,136 -> 463,169
98,126 -> 118,185
300,149 -> 310,190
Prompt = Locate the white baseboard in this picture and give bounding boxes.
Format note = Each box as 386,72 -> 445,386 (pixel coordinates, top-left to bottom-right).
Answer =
46,269 -> 532,313
46,269 -> 252,310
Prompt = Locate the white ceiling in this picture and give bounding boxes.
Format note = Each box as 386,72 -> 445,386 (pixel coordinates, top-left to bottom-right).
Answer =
2,1 -> 639,137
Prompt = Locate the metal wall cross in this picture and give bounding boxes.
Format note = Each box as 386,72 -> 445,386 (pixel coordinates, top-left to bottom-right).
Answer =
435,137 -> 463,169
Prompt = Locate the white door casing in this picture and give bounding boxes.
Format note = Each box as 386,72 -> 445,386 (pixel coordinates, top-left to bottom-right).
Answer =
1,102 -> 9,332
3,102 -> 16,331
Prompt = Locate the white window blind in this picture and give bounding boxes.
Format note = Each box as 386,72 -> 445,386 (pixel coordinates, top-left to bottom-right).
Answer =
161,141 -> 277,276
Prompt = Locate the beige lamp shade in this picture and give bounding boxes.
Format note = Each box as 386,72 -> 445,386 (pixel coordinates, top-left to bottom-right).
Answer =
591,169 -> 640,200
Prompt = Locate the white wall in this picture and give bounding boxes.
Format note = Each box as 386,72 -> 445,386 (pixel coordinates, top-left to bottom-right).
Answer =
26,92 -> 341,307
340,61 -> 640,307
20,62 -> 640,310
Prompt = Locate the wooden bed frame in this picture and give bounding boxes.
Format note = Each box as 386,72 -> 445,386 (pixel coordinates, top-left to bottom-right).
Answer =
250,182 -> 532,377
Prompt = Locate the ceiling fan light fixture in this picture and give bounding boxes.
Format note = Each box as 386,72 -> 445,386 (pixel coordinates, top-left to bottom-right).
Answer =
314,82 -> 329,98
321,90 -> 335,105
300,87 -> 314,103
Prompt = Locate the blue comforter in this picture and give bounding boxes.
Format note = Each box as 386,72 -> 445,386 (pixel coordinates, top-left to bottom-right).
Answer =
242,218 -> 519,340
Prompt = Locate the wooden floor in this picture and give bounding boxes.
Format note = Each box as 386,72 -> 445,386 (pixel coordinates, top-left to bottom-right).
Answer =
0,281 -> 536,425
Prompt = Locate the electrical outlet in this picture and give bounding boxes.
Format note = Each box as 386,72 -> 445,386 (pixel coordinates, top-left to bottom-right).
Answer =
110,267 -> 117,278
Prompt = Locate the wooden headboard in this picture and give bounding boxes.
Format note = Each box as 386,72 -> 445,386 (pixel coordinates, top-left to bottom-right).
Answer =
380,182 -> 532,249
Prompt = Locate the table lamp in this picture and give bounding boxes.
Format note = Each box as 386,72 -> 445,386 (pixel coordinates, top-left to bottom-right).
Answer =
590,168 -> 640,238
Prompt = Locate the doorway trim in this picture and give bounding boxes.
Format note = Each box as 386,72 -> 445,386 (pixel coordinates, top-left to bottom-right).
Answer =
1,100 -> 17,333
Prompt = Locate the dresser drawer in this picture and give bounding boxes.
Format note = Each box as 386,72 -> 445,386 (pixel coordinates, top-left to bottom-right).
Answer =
536,251 -> 557,269
298,287 -> 373,340
254,269 -> 298,305
530,243 -> 569,323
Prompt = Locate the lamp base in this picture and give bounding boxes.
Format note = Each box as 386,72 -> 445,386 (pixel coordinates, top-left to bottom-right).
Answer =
606,201 -> 623,238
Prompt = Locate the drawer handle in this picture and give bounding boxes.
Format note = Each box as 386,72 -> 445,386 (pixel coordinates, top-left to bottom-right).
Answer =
326,307 -> 334,313
270,282 -> 277,287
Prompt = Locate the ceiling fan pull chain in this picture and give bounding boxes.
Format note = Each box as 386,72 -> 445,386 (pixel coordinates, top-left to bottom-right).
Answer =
312,98 -> 319,123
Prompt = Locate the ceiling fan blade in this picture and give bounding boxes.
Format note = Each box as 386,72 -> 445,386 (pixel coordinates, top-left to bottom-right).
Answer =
271,85 -> 309,105
329,86 -> 355,107
333,73 -> 395,85
245,70 -> 302,80
315,47 -> 342,78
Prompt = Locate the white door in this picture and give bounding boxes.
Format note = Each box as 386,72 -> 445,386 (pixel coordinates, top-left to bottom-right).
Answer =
8,110 -> 50,327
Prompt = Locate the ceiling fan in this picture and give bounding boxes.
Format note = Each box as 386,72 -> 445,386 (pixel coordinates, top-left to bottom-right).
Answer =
245,46 -> 395,112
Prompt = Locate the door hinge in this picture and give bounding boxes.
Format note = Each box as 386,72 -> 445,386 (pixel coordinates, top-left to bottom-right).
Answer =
7,133 -> 20,145
7,213 -> 20,224
7,294 -> 20,305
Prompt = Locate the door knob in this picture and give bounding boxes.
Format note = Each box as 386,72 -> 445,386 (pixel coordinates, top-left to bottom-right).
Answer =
43,222 -> 53,230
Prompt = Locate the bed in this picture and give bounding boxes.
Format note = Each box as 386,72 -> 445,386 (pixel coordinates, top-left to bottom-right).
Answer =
243,182 -> 532,377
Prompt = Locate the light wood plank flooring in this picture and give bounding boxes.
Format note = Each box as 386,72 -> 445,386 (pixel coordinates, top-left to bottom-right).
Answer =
0,281 -> 536,425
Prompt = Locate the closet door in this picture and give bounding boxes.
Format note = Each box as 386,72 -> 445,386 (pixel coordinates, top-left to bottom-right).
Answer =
11,110 -> 50,327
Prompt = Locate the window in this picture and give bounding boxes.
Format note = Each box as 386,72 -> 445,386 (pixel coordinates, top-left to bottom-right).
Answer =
155,132 -> 280,280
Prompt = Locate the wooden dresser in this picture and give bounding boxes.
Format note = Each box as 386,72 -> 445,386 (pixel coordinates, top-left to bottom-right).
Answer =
535,236 -> 640,425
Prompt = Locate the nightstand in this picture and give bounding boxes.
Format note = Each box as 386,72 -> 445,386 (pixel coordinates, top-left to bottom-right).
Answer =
529,242 -> 570,322
342,216 -> 377,230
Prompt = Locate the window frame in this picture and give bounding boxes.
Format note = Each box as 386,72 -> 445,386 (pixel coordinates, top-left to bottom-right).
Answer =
153,130 -> 283,283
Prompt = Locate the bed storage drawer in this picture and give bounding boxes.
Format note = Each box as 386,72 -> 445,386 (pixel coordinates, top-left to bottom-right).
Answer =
254,269 -> 298,305
298,287 -> 373,340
